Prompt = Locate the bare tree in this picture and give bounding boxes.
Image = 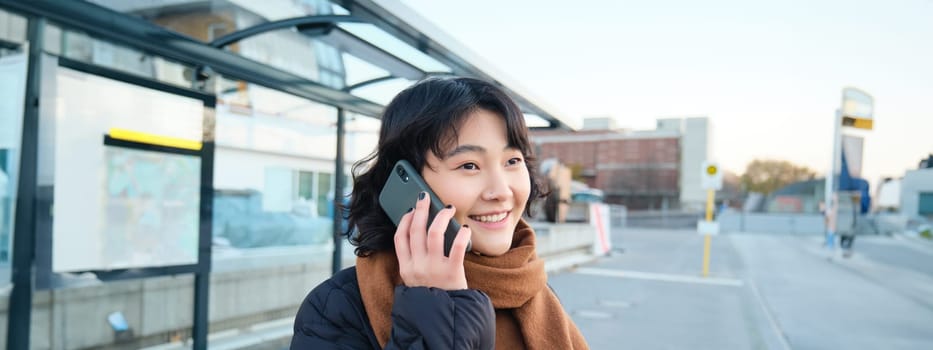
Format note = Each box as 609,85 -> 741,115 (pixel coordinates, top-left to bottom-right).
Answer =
740,159 -> 816,195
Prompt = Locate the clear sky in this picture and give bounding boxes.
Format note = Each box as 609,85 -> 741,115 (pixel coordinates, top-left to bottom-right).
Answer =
401,0 -> 933,185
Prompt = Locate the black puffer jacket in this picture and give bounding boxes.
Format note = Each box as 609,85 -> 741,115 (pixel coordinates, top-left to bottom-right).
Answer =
290,266 -> 496,349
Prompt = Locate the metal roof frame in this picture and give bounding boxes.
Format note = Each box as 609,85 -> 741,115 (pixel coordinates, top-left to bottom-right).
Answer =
0,0 -> 386,116
339,0 -> 576,130
0,0 -> 572,129
208,15 -> 426,81
0,37 -> 21,50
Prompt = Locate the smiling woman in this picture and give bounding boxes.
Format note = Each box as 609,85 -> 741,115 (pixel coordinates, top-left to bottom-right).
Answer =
290,76 -> 589,349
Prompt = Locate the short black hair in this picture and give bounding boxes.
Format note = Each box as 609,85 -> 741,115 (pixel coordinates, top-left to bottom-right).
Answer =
346,76 -> 545,257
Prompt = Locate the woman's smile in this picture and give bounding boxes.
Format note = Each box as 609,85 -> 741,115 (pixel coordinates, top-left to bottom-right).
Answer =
468,210 -> 511,230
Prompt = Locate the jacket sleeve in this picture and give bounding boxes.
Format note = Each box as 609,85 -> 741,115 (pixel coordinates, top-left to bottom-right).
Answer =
290,280 -> 378,350
385,286 -> 496,350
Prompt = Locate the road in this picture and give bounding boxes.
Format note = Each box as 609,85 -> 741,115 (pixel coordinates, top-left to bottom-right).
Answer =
549,228 -> 933,350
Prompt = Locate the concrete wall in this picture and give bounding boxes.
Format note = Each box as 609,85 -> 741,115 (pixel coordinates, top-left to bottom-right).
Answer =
719,212 -> 825,234
532,223 -> 596,258
1,224 -> 596,350
0,245 -> 332,350
626,210 -> 700,229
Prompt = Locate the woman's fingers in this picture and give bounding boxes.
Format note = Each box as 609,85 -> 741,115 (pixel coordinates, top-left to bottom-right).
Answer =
396,192 -> 468,291
394,208 -> 414,263
409,191 -> 430,255
427,205 -> 455,256
447,224 -> 472,266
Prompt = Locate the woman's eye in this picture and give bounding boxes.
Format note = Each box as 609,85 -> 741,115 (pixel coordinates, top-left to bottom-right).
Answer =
507,157 -> 524,166
459,162 -> 479,170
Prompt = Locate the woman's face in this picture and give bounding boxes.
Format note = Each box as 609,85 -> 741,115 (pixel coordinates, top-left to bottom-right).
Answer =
422,108 -> 531,256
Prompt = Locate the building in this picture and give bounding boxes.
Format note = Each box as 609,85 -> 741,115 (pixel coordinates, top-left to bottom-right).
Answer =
530,116 -> 711,210
872,155 -> 933,218
901,168 -> 933,220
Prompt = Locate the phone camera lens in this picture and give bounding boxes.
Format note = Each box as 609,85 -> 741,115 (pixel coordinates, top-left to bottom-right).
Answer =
397,166 -> 409,183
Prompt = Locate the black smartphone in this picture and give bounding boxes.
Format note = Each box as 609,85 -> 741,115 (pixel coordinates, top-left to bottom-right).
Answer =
379,159 -> 470,257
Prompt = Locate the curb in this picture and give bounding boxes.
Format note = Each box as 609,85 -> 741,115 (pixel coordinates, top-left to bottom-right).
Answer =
891,232 -> 933,250
544,252 -> 601,274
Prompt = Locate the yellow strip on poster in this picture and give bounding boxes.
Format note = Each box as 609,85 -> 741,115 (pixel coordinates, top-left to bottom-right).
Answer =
109,128 -> 202,151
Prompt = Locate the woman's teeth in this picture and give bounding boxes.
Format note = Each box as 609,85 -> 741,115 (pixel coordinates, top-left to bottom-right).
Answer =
470,212 -> 507,223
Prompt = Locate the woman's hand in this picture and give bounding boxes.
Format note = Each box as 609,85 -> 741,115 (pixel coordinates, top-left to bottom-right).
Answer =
394,192 -> 472,291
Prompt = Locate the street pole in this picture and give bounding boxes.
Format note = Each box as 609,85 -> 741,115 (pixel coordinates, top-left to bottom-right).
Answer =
8,17 -> 44,350
823,108 -> 842,249
699,161 -> 720,277
702,189 -> 714,277
332,108 -> 345,276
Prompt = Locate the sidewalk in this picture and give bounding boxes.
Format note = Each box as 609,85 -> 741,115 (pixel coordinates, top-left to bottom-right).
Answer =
891,231 -> 933,250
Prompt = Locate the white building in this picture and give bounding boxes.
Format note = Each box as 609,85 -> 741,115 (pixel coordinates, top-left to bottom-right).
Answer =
901,168 -> 933,219
658,117 -> 712,211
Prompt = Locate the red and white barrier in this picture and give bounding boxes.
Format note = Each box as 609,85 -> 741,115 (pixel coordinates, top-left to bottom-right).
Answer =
590,203 -> 612,255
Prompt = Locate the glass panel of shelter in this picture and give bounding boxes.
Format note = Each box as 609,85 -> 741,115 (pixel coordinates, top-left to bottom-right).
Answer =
20,14 -> 377,265
0,6 -> 28,293
7,12 -> 359,268
210,73 -> 348,253
41,24 -> 195,89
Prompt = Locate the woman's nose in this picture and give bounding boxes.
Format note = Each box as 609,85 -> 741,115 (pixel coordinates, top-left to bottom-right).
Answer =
481,172 -> 512,201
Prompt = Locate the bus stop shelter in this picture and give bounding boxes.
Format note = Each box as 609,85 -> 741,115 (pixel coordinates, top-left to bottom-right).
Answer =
0,1 -> 575,349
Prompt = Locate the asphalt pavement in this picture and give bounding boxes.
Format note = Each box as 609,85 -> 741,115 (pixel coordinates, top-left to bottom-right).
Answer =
549,228 -> 933,350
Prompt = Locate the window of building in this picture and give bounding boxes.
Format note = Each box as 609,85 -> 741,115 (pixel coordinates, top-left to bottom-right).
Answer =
919,192 -> 933,218
296,170 -> 333,217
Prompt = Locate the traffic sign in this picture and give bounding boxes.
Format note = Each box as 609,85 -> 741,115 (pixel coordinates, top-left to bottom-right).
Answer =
841,88 -> 874,130
701,161 -> 722,190
697,220 -> 720,235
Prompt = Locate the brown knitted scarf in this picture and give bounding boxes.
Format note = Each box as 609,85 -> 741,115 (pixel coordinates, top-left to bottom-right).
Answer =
356,220 -> 588,349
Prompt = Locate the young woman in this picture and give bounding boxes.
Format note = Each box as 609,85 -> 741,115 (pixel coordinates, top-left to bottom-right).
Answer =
290,76 -> 588,349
